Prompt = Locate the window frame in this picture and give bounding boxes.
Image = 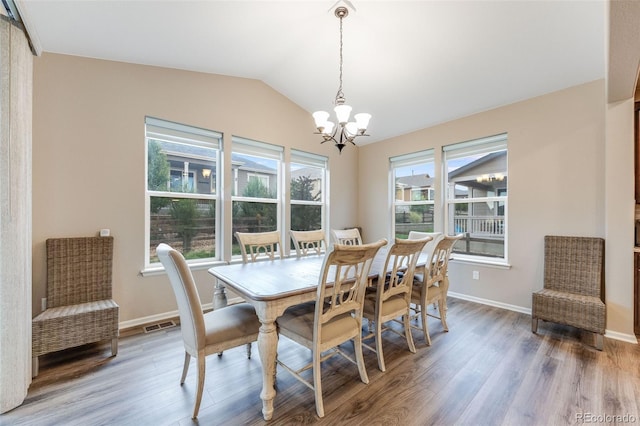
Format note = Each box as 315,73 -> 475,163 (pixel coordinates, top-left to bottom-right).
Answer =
144,117 -> 222,269
290,149 -> 328,234
231,136 -> 284,259
443,133 -> 508,264
389,149 -> 436,239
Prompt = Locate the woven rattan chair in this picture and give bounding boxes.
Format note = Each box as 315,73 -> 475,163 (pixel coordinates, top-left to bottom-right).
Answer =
532,235 -> 606,350
290,229 -> 326,257
31,236 -> 119,377
276,239 -> 387,417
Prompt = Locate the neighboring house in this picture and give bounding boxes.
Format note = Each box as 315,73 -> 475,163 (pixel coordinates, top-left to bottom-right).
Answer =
153,139 -> 278,196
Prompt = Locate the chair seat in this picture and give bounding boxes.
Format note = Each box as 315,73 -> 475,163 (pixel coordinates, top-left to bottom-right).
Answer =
203,303 -> 260,346
411,283 -> 443,302
32,299 -> 119,356
532,288 -> 605,333
278,301 -> 358,345
363,293 -> 407,317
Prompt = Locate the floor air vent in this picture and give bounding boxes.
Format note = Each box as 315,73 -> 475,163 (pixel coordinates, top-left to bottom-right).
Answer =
143,320 -> 177,333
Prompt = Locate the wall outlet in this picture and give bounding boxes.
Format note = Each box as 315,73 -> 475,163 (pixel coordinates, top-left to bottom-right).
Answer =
472,271 -> 480,280
41,298 -> 47,311
100,228 -> 110,237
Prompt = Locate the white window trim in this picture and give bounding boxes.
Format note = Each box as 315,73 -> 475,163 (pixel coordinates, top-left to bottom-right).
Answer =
144,117 -> 221,271
389,149 -> 436,239
444,133 -> 508,265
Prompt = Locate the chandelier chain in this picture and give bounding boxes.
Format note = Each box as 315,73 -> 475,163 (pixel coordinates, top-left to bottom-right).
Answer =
336,14 -> 344,103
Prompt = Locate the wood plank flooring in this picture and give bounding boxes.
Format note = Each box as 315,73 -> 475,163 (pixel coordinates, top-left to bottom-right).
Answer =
2,298 -> 640,425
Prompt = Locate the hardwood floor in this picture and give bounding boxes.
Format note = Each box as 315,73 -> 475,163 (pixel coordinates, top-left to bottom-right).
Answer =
3,298 -> 640,425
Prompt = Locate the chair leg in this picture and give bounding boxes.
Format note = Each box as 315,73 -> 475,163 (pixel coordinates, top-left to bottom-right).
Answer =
180,352 -> 191,385
312,346 -> 324,418
32,356 -> 39,378
354,329 -> 369,385
421,303 -> 431,346
438,299 -> 449,332
192,355 -> 206,419
375,318 -> 386,372
595,333 -> 604,351
531,317 -> 538,333
246,342 -> 252,359
403,313 -> 416,354
111,337 -> 118,356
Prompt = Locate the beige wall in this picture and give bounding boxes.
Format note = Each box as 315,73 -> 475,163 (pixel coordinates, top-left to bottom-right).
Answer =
32,53 -> 359,325
358,80 -> 635,339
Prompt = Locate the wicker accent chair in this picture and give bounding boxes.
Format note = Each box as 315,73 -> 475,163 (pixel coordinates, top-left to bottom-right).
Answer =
276,239 -> 387,418
532,235 -> 606,350
331,227 -> 362,246
32,236 -> 119,377
290,229 -> 326,258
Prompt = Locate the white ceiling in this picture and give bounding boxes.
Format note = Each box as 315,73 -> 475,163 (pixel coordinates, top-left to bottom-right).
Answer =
15,0 -> 605,144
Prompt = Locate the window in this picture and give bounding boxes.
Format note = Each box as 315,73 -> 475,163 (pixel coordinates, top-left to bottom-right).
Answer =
390,149 -> 435,239
290,150 -> 328,232
444,133 -> 508,261
145,117 -> 220,267
232,137 -> 283,256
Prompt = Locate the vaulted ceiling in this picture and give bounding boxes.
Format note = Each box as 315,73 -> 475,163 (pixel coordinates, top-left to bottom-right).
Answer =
14,0 -> 605,144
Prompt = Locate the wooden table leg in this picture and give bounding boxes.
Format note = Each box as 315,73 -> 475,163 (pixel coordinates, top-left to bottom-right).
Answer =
256,316 -> 278,420
212,278 -> 228,310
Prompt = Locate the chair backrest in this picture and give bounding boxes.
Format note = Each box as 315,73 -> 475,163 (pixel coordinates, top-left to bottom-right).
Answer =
408,231 -> 443,261
331,228 -> 363,246
290,229 -> 326,258
377,237 -> 431,303
427,234 -> 463,286
315,239 -> 387,338
46,236 -> 114,308
235,230 -> 283,263
543,235 -> 604,297
157,243 -> 205,353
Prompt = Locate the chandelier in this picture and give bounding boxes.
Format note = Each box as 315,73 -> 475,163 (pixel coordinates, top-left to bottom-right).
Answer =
313,6 -> 371,153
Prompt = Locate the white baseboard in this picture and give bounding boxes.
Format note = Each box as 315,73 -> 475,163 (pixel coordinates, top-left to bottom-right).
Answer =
118,299 -> 245,331
448,292 -> 639,345
448,291 -> 531,315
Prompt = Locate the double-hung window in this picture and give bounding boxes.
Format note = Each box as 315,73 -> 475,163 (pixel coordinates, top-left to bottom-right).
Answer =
231,137 -> 283,256
145,117 -> 221,267
444,133 -> 508,262
390,149 -> 436,239
290,149 -> 328,232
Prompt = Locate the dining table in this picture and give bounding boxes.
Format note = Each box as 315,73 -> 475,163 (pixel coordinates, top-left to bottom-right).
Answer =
207,245 -> 432,420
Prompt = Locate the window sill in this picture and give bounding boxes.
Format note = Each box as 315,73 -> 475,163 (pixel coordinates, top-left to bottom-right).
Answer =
449,255 -> 511,269
140,259 -> 227,277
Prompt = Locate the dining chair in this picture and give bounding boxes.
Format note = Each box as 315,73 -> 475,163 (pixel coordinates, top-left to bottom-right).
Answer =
235,230 -> 283,263
290,229 -> 326,258
532,235 -> 606,350
408,231 -> 443,308
362,237 -> 431,372
409,234 -> 463,345
276,238 -> 387,418
157,243 -> 260,419
331,227 -> 362,246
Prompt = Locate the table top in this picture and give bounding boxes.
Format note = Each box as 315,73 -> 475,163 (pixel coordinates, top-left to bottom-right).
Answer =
209,255 -> 326,301
208,247 -> 430,302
